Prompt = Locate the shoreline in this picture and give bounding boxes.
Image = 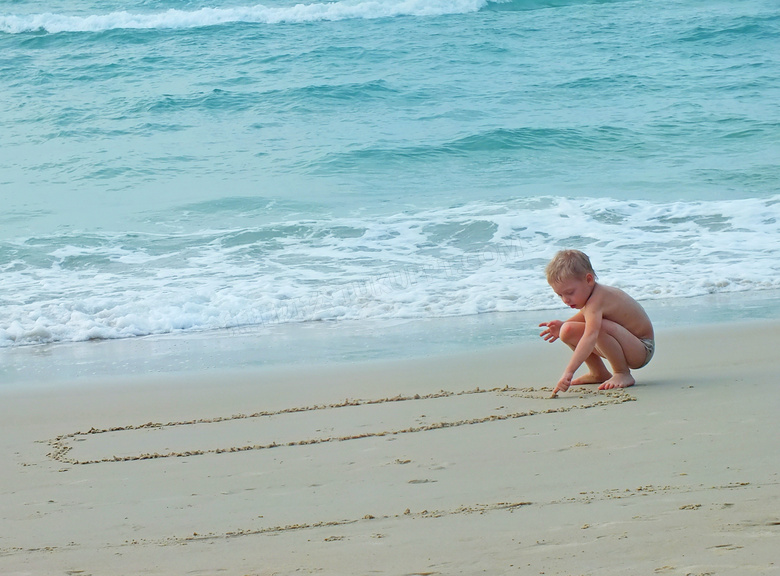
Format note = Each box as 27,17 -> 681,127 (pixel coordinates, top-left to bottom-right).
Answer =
1,320 -> 778,575
3,288 -> 780,389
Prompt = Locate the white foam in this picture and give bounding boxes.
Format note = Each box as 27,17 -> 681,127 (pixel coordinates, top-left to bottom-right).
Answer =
1,195 -> 779,348
0,0 -> 490,34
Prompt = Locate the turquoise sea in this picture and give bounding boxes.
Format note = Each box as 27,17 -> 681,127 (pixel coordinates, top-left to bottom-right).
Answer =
1,0 -> 780,378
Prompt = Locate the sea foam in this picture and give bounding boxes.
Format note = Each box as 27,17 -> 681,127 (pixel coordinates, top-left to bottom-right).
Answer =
0,0 -> 493,34
2,195 -> 779,347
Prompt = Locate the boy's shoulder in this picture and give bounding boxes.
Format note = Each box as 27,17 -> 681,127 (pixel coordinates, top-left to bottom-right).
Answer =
596,282 -> 624,297
588,283 -> 638,309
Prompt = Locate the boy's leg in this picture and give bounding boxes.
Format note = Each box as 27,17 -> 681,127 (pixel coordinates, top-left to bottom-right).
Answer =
592,320 -> 648,389
559,321 -> 612,385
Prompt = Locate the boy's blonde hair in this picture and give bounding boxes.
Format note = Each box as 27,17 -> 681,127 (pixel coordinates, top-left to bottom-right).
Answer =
545,249 -> 597,284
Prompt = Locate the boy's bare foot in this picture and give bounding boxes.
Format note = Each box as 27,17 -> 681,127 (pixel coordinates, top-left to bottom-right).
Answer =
572,370 -> 612,386
598,373 -> 635,390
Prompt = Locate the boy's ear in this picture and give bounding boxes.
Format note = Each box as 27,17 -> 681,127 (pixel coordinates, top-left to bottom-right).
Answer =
585,273 -> 595,284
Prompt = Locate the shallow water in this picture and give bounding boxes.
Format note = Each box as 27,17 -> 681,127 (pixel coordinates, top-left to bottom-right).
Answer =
3,289 -> 779,388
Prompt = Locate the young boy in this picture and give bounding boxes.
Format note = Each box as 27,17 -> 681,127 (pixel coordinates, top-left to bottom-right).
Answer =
539,249 -> 654,395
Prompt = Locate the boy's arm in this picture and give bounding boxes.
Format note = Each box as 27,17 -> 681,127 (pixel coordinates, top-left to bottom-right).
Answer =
555,307 -> 602,393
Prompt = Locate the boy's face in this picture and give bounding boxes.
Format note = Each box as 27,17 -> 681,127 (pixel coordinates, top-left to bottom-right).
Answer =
550,274 -> 595,309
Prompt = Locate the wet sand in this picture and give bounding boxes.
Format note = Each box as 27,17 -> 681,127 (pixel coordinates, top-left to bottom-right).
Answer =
1,321 -> 778,575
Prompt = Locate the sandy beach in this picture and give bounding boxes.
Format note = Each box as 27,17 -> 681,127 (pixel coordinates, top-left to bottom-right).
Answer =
1,320 -> 778,576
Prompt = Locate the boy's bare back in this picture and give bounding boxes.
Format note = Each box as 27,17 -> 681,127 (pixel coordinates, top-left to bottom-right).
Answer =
584,283 -> 653,341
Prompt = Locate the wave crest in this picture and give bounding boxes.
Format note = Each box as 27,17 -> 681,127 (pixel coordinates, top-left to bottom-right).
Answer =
1,0 -> 491,34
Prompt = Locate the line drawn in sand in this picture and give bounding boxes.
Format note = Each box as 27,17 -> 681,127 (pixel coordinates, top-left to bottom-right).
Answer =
47,386 -> 635,465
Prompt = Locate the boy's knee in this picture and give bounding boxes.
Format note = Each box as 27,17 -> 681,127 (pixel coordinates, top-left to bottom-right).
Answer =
559,321 -> 579,344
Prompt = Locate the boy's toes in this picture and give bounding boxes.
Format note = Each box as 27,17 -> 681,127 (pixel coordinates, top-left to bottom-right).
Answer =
599,375 -> 635,390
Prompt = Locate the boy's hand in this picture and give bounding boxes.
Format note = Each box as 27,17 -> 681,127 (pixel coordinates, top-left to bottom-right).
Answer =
539,320 -> 563,342
554,372 -> 573,395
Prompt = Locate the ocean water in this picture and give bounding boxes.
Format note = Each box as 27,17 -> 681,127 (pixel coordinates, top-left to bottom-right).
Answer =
2,0 -> 780,354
